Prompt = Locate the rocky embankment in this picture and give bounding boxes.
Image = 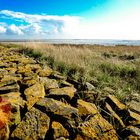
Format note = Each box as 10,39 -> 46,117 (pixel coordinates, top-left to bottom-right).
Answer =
0,46 -> 140,140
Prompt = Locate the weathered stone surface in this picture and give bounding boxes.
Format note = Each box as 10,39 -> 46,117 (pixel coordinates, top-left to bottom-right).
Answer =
128,100 -> 140,115
77,99 -> 98,117
77,113 -> 118,140
126,135 -> 140,140
21,75 -> 39,87
126,110 -> 140,125
0,75 -> 21,87
0,84 -> 19,94
40,77 -> 59,90
11,107 -> 50,140
49,87 -> 76,99
39,66 -> 52,77
105,95 -> 126,112
52,121 -> 69,139
36,98 -> 78,119
0,97 -> 11,139
84,82 -> 95,91
24,83 -> 45,110
103,102 -> 125,130
0,125 -> 10,140
121,126 -> 140,139
59,80 -> 73,88
51,71 -> 67,80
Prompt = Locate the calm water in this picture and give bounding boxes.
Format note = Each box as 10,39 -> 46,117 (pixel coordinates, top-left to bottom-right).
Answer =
44,39 -> 140,46
1,39 -> 140,46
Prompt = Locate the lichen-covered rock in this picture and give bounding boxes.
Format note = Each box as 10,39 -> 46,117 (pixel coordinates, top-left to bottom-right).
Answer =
52,121 -> 69,139
0,125 -> 10,140
103,102 -> 125,130
39,77 -> 59,90
105,95 -> 126,112
126,110 -> 140,125
59,80 -> 73,88
0,75 -> 21,87
128,100 -> 140,115
0,97 -> 11,139
77,99 -> 98,117
51,71 -> 67,80
39,66 -> 53,77
121,126 -> 140,139
49,87 -> 76,99
21,75 -> 39,87
24,83 -> 45,110
0,92 -> 25,126
36,98 -> 78,119
77,113 -> 118,140
0,84 -> 19,94
11,107 -> 50,140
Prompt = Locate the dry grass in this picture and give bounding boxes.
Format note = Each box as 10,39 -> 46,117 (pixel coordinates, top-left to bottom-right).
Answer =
2,42 -> 140,103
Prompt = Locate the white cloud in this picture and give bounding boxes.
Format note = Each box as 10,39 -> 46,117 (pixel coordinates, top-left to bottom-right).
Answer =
0,10 -> 80,38
0,25 -> 6,33
0,9 -> 140,40
7,24 -> 24,35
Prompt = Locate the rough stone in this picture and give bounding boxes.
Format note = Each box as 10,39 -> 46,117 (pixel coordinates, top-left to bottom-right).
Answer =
52,121 -> 69,139
84,82 -> 95,91
24,83 -> 45,110
59,80 -> 73,88
103,102 -> 125,130
39,77 -> 59,90
11,107 -> 50,140
105,95 -> 126,112
36,98 -> 78,119
128,100 -> 140,115
77,113 -> 118,140
126,110 -> 140,125
121,126 -> 140,139
39,66 -> 52,77
0,84 -> 19,94
77,99 -> 99,117
49,87 -> 76,99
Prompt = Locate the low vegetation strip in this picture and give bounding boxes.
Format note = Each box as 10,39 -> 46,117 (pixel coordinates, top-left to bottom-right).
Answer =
9,42 -> 140,103
0,44 -> 140,139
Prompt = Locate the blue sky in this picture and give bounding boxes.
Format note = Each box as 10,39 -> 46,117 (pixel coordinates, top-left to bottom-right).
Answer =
0,0 -> 140,39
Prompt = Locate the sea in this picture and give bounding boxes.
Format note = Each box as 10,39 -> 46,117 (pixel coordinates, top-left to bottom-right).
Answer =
43,39 -> 140,46
1,39 -> 140,46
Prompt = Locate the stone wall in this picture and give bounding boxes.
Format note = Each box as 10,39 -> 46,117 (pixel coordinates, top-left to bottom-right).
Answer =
0,46 -> 140,140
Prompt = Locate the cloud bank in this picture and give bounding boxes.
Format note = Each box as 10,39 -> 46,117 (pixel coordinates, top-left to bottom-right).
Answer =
0,10 -> 80,39
0,8 -> 140,40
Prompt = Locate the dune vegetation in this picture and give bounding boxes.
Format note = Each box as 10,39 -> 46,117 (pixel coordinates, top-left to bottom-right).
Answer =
2,42 -> 140,103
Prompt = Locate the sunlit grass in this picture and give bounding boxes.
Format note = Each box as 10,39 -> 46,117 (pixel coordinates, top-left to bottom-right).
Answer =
3,42 -> 140,103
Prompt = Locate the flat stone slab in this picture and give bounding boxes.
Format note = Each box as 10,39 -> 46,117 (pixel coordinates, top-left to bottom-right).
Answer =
49,87 -> 76,99
36,98 -> 78,119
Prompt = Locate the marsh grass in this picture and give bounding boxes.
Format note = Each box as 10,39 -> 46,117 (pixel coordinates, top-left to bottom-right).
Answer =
3,42 -> 140,103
